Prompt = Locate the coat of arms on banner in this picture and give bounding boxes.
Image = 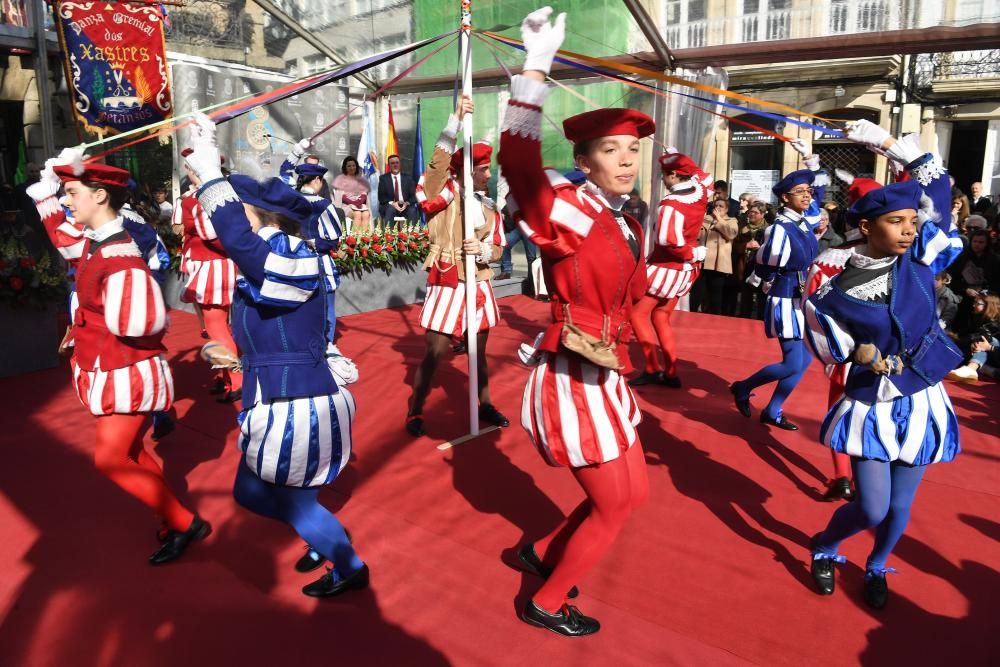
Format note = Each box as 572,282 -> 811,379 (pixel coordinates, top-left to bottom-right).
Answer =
53,1 -> 173,135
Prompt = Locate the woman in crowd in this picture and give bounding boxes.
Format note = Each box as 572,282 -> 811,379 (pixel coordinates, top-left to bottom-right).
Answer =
698,198 -> 738,315
28,150 -> 208,565
804,119 -> 964,609
951,192 -> 970,235
730,138 -> 827,430
948,292 -> 1000,382
333,156 -> 372,233
499,7 -> 649,637
733,200 -> 768,319
185,114 -> 367,598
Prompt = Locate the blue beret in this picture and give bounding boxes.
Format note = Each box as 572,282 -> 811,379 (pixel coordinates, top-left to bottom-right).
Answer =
563,169 -> 587,185
295,162 -> 328,178
845,180 -> 923,227
229,175 -> 313,221
772,169 -> 815,196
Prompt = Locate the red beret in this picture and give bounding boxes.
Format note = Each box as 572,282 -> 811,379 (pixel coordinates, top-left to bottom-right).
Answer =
450,142 -> 493,174
846,177 -> 881,205
563,108 -> 655,144
53,162 -> 130,189
658,152 -> 699,177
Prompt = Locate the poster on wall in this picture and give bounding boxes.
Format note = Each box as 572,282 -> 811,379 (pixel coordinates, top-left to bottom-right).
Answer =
170,57 -> 353,192
53,1 -> 173,135
730,169 -> 781,204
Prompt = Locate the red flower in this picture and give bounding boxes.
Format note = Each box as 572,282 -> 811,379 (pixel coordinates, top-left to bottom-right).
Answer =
361,236 -> 371,244
399,232 -> 409,240
361,249 -> 369,258
345,236 -> 357,247
19,257 -> 35,269
385,233 -> 394,243
347,247 -> 356,256
397,242 -> 406,252
409,242 -> 418,250
372,243 -> 383,254
9,276 -> 23,291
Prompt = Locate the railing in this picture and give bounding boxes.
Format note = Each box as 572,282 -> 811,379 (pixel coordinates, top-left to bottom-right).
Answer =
664,20 -> 706,49
167,0 -> 248,50
0,0 -> 26,28
914,50 -> 1000,89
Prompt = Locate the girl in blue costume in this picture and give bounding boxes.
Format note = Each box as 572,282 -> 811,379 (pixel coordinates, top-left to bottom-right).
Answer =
731,138 -> 827,430
185,114 -> 368,598
803,120 -> 964,609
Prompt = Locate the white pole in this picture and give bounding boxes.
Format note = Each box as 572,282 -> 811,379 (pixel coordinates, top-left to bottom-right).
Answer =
460,0 -> 480,436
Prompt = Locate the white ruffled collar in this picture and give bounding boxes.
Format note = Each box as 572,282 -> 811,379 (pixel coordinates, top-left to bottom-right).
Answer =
83,216 -> 124,242
848,246 -> 898,270
585,181 -> 628,212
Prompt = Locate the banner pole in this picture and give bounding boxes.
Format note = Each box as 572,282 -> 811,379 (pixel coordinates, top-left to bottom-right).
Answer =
460,0 -> 480,437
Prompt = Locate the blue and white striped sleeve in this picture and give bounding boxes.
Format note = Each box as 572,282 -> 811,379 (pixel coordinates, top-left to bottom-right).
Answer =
803,170 -> 829,230
279,155 -> 298,187
198,178 -> 319,307
315,200 -> 342,249
804,292 -> 855,365
907,154 -> 963,274
756,222 -> 790,269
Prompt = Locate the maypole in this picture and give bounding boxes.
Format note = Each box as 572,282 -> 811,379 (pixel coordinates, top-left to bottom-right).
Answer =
459,0 -> 480,437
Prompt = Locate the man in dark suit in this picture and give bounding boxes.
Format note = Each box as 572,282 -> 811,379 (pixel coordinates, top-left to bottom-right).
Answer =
377,154 -> 418,228
969,182 -> 991,215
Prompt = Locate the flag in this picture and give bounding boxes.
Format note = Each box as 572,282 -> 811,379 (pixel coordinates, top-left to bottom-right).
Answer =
356,102 -> 380,219
13,137 -> 27,186
384,100 -> 400,160
412,99 -> 426,226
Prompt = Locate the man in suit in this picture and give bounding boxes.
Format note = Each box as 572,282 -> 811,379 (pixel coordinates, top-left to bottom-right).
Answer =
969,182 -> 991,215
378,154 -> 418,228
710,179 -> 741,218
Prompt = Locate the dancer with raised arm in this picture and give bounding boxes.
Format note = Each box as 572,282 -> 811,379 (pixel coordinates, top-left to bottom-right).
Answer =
804,120 -> 964,609
731,138 -> 828,430
27,150 -> 208,565
500,7 -> 650,637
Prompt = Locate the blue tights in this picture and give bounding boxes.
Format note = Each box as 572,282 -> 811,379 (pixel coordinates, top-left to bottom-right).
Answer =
741,338 -> 812,419
814,458 -> 926,570
233,463 -> 363,576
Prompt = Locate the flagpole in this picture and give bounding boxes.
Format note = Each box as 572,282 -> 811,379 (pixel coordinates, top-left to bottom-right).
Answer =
459,0 -> 480,437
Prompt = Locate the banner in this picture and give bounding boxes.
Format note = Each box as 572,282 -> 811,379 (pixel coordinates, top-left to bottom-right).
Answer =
170,56 -> 353,192
54,1 -> 173,135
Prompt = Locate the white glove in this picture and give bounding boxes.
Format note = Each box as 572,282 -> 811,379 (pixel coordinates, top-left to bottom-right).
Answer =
790,138 -> 810,156
845,119 -> 891,149
804,154 -> 820,171
834,168 -> 855,185
521,6 -> 566,75
326,346 -> 359,386
691,246 -> 707,263
184,113 -> 224,184
885,132 -> 925,168
291,137 -> 312,159
664,145 -> 679,155
26,163 -> 63,202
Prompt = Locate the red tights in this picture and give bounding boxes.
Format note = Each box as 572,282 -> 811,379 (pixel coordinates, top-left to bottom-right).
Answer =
202,304 -> 242,391
94,414 -> 194,531
631,294 -> 679,376
532,441 -> 649,612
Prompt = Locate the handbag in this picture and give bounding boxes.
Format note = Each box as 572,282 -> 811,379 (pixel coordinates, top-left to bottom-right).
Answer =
559,304 -> 622,370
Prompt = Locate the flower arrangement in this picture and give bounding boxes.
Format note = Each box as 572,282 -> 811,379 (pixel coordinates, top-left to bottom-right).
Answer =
0,236 -> 68,308
334,221 -> 431,275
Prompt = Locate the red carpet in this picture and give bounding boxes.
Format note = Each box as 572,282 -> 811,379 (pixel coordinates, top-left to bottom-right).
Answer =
1,296 -> 998,666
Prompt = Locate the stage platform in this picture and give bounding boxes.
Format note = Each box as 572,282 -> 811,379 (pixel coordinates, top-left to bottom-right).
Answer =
1,297 -> 997,666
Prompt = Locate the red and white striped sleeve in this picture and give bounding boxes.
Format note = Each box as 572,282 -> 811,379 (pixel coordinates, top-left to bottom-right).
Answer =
656,202 -> 685,249
36,196 -> 86,266
192,199 -> 218,241
101,250 -> 167,337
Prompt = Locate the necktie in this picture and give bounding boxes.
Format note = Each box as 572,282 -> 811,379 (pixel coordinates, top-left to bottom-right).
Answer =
394,175 -> 401,203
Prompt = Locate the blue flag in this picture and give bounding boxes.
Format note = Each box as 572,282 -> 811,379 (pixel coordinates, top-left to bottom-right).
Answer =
412,99 -> 426,226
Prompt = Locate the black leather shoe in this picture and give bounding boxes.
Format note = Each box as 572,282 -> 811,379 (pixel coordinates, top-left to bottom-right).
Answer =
149,516 -> 211,565
657,373 -> 682,388
295,546 -> 327,573
151,416 -> 175,441
208,378 -> 227,395
405,415 -> 425,437
479,404 -> 510,428
628,371 -> 660,387
823,477 -> 855,502
863,570 -> 890,609
216,388 -> 242,404
809,533 -> 836,595
760,413 -> 798,431
517,543 -> 579,598
730,382 -> 751,417
302,563 -> 370,598
520,601 -> 600,637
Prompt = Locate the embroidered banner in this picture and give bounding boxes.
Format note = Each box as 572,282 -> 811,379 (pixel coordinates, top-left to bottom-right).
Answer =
54,1 -> 172,135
